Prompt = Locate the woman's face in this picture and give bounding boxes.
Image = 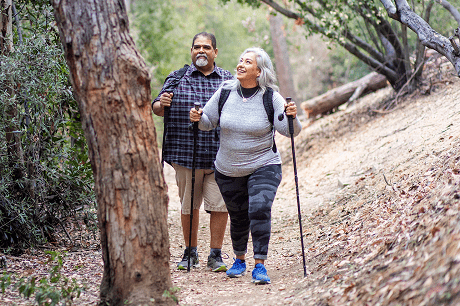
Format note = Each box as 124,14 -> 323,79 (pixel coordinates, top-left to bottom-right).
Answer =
236,52 -> 261,86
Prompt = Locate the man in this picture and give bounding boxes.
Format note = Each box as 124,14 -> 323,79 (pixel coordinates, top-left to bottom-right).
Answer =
152,32 -> 233,272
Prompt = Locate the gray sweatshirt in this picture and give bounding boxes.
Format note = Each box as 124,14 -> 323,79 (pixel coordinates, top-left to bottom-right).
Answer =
199,87 -> 302,177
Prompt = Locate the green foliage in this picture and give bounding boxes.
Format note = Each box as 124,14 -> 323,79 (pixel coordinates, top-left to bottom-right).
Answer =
0,2 -> 96,251
132,0 -> 272,98
1,251 -> 85,305
329,47 -> 371,86
132,0 -> 272,144
13,0 -> 61,45
218,0 -> 460,91
163,286 -> 181,304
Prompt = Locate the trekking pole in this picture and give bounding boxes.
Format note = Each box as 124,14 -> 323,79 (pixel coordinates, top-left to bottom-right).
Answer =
284,97 -> 307,277
187,102 -> 201,272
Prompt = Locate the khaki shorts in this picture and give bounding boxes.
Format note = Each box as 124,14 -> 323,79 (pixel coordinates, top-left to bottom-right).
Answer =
172,163 -> 227,215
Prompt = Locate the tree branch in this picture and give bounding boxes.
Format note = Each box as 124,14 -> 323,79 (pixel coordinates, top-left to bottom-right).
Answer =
381,0 -> 460,77
434,0 -> 460,26
259,0 -> 299,19
413,0 -> 433,80
11,2 -> 22,45
380,0 -> 399,18
340,40 -> 400,82
342,29 -> 386,64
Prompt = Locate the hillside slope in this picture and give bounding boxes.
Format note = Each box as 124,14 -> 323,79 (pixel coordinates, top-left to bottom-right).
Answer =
167,62 -> 460,305
1,61 -> 458,306
273,65 -> 460,306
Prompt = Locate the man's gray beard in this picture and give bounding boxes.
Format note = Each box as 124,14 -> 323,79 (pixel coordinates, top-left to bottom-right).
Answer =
196,57 -> 208,67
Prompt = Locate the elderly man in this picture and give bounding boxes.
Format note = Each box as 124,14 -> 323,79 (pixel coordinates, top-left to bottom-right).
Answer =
152,32 -> 233,272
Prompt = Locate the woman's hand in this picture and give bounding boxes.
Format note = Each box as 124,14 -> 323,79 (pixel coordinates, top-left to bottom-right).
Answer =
190,107 -> 203,122
285,101 -> 297,118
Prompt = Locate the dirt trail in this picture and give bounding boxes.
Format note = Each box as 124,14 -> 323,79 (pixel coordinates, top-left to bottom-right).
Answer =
167,65 -> 460,305
1,63 -> 459,306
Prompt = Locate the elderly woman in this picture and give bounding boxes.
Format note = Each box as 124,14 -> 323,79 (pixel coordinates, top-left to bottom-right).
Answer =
190,47 -> 302,284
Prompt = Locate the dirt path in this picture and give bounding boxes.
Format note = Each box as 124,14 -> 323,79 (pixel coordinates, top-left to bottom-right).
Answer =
166,63 -> 460,305
1,62 -> 459,305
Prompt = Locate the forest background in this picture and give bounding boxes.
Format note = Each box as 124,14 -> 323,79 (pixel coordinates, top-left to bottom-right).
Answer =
0,0 -> 459,304
0,0 -> 381,253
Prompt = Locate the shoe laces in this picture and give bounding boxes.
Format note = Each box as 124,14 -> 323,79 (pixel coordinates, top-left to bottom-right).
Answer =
182,250 -> 197,260
233,258 -> 245,268
253,263 -> 267,274
213,254 -> 223,262
210,251 -> 229,262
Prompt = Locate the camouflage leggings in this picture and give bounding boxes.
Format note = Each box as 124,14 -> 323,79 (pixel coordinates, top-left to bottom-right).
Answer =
215,164 -> 282,260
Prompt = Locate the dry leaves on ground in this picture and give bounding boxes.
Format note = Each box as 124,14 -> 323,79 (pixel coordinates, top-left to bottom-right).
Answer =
1,58 -> 459,306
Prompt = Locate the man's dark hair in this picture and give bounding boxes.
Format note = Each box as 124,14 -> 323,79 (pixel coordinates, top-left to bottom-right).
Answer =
192,32 -> 217,50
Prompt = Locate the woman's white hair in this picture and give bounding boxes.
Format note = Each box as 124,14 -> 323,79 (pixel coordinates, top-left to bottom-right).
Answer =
222,47 -> 279,92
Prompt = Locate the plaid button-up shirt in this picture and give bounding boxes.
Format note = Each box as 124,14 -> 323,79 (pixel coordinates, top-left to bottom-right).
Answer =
154,63 -> 233,169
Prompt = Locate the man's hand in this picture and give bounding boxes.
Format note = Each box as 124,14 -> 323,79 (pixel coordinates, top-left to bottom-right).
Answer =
152,92 -> 174,116
159,92 -> 173,108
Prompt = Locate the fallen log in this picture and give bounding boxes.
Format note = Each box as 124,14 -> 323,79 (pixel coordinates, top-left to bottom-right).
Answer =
301,72 -> 388,118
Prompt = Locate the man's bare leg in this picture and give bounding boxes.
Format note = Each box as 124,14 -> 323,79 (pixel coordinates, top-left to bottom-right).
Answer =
206,211 -> 228,271
181,209 -> 200,247
210,211 -> 228,249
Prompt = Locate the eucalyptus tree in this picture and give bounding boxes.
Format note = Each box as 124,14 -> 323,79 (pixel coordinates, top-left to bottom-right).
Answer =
220,0 -> 460,92
52,0 -> 174,304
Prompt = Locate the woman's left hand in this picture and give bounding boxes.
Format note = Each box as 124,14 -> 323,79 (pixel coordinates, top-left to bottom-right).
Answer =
190,107 -> 203,122
285,101 -> 297,118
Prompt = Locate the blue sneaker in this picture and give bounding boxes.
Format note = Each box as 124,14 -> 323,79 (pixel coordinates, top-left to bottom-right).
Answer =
252,263 -> 271,284
226,258 -> 246,278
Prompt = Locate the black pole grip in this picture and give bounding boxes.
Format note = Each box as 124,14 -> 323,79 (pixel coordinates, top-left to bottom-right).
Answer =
188,103 -> 201,131
286,97 -> 294,135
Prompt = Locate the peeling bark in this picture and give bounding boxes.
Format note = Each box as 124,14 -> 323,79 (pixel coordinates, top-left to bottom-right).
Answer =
52,1 -> 173,305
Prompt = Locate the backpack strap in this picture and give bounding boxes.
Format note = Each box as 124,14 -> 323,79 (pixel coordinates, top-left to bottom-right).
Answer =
262,88 -> 277,153
218,88 -> 231,118
262,88 -> 274,125
152,64 -> 189,112
214,88 -> 231,141
165,64 -> 189,91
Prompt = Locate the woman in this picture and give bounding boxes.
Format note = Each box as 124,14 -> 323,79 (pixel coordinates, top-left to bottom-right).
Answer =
190,47 -> 301,284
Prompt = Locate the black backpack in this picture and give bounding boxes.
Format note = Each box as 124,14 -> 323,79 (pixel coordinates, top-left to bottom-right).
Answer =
217,87 -> 277,153
153,64 -> 189,167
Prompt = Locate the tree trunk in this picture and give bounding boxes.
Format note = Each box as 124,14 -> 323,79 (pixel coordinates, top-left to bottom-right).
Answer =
301,72 -> 388,118
124,0 -> 132,13
0,0 -> 12,52
52,1 -> 174,305
269,14 -> 301,113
